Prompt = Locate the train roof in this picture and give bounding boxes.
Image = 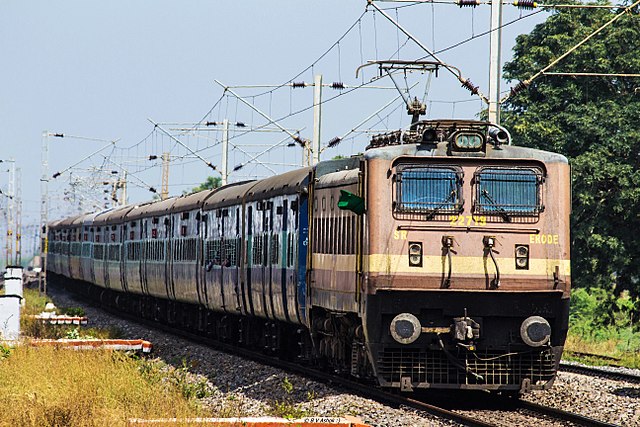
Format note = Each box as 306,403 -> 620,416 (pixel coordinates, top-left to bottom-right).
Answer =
126,197 -> 178,221
245,167 -> 311,201
203,180 -> 257,211
172,189 -> 215,213
82,210 -> 109,228
364,141 -> 568,164
93,204 -> 137,226
47,218 -> 65,230
58,213 -> 85,228
316,168 -> 359,189
364,120 -> 568,164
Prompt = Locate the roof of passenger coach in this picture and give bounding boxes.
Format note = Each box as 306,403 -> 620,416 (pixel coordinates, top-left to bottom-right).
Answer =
47,218 -> 64,231
171,189 -> 216,213
125,197 -> 178,221
92,204 -> 135,227
244,167 -> 312,202
316,168 -> 359,189
82,210 -> 110,227
58,213 -> 85,228
70,213 -> 91,227
203,180 -> 257,211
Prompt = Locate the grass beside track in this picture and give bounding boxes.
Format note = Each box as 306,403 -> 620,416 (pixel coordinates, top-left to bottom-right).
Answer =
0,345 -> 210,427
0,286 -> 213,427
564,333 -> 640,368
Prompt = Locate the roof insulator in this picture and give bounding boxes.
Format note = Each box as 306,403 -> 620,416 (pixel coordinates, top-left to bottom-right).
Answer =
328,137 -> 341,148
461,79 -> 480,95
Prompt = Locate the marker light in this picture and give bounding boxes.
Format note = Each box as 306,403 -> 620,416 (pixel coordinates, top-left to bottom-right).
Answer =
453,132 -> 484,150
515,244 -> 529,270
408,242 -> 423,267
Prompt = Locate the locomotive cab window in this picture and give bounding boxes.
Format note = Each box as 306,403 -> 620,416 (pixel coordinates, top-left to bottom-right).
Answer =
394,165 -> 462,220
473,167 -> 544,222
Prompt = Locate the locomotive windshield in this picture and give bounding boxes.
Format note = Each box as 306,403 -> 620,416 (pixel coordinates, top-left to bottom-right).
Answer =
394,165 -> 462,219
474,167 -> 543,219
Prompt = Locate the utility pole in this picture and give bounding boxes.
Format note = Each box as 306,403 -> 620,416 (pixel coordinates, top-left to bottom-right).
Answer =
5,159 -> 15,267
15,167 -> 22,266
161,152 -> 170,200
488,0 -> 503,124
40,131 -> 49,295
312,74 -> 322,166
222,119 -> 229,185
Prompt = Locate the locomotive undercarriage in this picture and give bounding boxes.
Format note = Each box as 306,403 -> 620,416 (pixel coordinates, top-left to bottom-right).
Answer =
365,289 -> 570,393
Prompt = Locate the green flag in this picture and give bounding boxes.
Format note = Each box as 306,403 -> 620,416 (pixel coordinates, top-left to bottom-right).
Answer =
337,190 -> 365,215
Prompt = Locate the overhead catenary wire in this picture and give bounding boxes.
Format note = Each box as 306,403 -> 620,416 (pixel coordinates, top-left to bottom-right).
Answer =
367,0 -> 490,103
502,0 -> 640,102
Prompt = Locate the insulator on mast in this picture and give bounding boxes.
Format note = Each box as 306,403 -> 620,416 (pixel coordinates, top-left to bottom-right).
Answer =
331,82 -> 345,90
328,137 -> 341,148
292,81 -> 306,88
461,79 -> 480,95
513,0 -> 538,9
510,81 -> 529,97
457,0 -> 480,7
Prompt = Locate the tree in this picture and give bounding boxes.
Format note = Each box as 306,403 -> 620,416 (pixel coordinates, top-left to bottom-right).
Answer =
501,2 -> 640,298
187,176 -> 222,194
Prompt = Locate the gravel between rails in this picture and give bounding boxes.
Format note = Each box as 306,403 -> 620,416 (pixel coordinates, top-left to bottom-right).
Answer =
43,283 -> 640,426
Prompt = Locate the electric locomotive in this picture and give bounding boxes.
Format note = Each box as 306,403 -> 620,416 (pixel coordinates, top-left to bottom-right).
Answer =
46,119 -> 570,395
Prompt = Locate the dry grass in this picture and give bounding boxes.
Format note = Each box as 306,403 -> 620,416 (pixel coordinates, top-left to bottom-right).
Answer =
0,345 -> 211,427
564,333 -> 640,369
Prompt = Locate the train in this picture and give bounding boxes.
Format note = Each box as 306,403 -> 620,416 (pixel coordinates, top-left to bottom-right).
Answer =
46,118 -> 571,394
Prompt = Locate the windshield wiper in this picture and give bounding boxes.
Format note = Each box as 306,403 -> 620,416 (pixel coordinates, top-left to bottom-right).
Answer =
481,189 -> 511,222
426,189 -> 457,220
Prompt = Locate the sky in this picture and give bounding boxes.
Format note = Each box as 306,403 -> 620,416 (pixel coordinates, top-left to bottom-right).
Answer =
0,1 -> 552,260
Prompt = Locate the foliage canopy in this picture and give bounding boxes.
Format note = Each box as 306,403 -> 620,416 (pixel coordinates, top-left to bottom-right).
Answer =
501,2 -> 640,299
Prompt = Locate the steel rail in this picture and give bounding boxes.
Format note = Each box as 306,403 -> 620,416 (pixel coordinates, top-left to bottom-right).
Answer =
516,400 -> 620,427
559,362 -> 640,384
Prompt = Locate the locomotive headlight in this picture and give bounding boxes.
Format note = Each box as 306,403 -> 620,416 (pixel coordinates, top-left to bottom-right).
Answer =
390,313 -> 422,344
515,244 -> 529,270
520,316 -> 551,347
408,242 -> 423,267
454,132 -> 484,150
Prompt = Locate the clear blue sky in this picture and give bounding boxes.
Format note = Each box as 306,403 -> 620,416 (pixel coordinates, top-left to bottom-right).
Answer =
0,1 -> 550,237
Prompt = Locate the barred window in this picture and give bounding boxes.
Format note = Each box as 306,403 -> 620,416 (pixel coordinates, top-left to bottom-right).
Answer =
270,234 -> 279,265
174,238 -> 197,261
93,244 -> 104,260
146,240 -> 165,261
474,167 -> 543,222
108,244 -> 120,261
70,242 -> 81,256
81,242 -> 92,258
126,241 -> 141,261
252,235 -> 263,266
224,238 -> 239,267
206,240 -> 221,265
394,165 -> 462,220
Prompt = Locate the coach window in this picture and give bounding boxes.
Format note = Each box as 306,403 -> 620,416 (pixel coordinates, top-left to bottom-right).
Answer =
473,167 -> 544,222
394,165 -> 463,220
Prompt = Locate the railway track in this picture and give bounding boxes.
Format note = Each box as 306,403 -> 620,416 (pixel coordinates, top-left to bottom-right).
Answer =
560,361 -> 640,384
53,281 -> 621,427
